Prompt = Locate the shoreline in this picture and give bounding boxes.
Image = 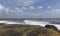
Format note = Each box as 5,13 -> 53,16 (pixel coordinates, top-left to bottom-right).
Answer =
0,24 -> 59,36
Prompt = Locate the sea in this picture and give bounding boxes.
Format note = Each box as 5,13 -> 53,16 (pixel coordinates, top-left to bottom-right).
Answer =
0,18 -> 60,30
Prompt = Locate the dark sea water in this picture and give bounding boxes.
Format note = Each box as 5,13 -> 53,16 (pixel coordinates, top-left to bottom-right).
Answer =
0,18 -> 60,30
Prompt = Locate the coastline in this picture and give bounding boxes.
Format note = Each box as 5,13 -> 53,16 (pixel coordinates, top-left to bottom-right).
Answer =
0,24 -> 59,36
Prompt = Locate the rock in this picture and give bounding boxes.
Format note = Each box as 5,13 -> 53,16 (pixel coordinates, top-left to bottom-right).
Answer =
0,30 -> 22,36
0,24 -> 60,36
45,25 -> 58,31
27,29 -> 50,36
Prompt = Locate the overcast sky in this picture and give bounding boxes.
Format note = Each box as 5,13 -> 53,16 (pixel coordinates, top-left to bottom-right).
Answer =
0,0 -> 60,18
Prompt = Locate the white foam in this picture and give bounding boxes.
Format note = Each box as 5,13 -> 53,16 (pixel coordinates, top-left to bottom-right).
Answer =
0,20 -> 60,30
0,20 -> 23,24
24,20 -> 60,30
24,20 -> 48,26
0,20 -> 7,23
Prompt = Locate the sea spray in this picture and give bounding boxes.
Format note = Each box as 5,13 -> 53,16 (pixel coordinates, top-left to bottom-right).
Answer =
0,19 -> 60,30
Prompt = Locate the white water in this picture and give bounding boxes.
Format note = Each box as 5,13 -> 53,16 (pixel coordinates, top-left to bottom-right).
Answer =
24,20 -> 60,30
0,20 -> 23,24
0,20 -> 60,30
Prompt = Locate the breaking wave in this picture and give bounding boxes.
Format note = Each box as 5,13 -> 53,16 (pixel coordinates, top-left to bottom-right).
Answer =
23,20 -> 60,30
0,20 -> 60,30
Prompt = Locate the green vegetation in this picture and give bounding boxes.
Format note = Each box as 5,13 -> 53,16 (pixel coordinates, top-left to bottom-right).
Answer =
0,24 -> 59,36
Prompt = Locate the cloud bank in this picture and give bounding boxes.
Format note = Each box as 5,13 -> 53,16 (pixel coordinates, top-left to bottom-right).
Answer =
6,0 -> 38,7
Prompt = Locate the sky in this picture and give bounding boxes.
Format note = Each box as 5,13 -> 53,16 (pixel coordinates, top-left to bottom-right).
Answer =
0,0 -> 60,18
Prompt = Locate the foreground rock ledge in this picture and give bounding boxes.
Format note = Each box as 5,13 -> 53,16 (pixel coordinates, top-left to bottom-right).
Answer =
0,24 -> 60,36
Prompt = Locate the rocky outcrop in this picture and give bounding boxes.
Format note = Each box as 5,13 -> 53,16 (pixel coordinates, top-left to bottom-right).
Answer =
45,25 -> 58,31
0,24 -> 60,36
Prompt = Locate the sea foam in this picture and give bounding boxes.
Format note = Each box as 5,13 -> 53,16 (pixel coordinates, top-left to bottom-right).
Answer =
0,20 -> 60,30
24,20 -> 60,30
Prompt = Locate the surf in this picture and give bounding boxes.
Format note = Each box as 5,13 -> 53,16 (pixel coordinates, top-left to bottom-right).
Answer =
23,20 -> 60,30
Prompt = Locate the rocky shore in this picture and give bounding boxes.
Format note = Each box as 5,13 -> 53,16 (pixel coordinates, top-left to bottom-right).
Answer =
0,24 -> 60,36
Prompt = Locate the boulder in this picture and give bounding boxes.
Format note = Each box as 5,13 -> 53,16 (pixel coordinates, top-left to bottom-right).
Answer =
45,25 -> 58,31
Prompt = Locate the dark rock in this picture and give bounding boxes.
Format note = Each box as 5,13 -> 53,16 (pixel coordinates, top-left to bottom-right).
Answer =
58,30 -> 60,33
45,25 -> 58,31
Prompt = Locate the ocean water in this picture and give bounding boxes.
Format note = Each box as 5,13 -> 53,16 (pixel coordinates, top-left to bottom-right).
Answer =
0,18 -> 60,30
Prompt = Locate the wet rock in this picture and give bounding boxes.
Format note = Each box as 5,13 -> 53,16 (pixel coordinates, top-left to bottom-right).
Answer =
45,25 -> 58,31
